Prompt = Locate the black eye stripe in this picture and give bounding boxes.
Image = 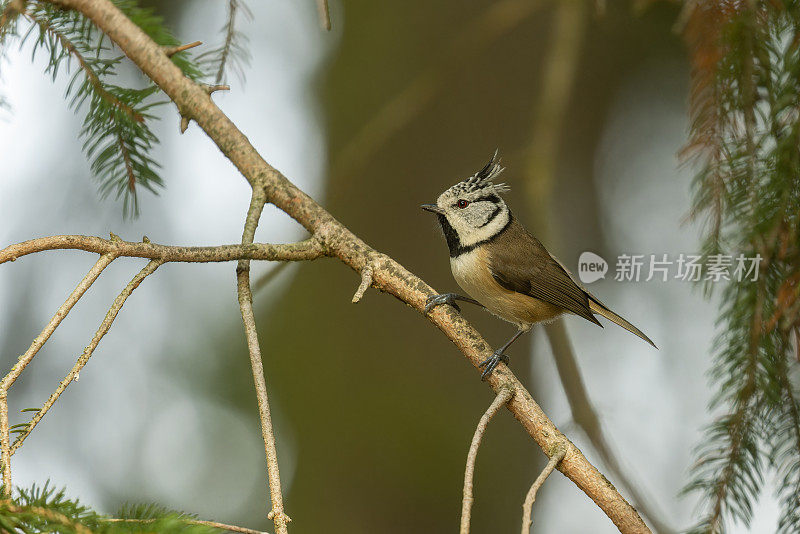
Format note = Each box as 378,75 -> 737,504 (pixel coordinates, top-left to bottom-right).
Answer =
473,194 -> 501,204
453,194 -> 501,208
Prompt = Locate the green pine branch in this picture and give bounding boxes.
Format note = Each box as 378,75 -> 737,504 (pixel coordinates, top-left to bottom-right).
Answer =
772,336 -> 800,533
3,0 -> 204,216
0,481 -> 222,533
682,2 -> 800,532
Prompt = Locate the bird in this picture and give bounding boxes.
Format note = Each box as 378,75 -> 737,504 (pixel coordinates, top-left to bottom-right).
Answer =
421,152 -> 656,380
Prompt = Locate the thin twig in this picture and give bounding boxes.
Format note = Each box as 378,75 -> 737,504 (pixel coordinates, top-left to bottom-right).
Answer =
316,0 -> 330,31
9,259 -> 163,455
0,254 -> 116,392
0,235 -> 325,265
236,189 -> 290,534
0,392 -> 10,495
163,40 -> 202,57
351,263 -> 373,303
521,442 -> 567,534
460,388 -> 514,534
203,84 -> 230,94
107,517 -> 270,534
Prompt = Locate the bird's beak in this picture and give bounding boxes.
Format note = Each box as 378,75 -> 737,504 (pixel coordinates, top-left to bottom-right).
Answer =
421,204 -> 444,215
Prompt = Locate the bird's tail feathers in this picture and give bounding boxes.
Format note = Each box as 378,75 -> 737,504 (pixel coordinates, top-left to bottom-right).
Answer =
588,298 -> 657,349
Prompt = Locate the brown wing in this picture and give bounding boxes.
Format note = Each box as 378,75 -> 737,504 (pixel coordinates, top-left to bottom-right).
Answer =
488,219 -> 601,326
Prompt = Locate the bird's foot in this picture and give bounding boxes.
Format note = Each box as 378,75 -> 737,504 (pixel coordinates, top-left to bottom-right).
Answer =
425,293 -> 463,314
479,350 -> 509,380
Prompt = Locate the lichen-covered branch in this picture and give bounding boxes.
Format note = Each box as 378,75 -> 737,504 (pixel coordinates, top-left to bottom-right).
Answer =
236,188 -> 291,534
38,1 -> 651,531
0,254 -> 116,392
0,392 -> 10,495
0,235 -> 325,265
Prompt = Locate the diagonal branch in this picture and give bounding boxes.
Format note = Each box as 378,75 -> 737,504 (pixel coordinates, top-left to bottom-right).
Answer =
316,0 -> 330,31
47,1 -> 651,531
163,40 -> 202,57
9,259 -> 163,455
460,388 -> 514,534
0,253 -> 114,494
0,253 -> 116,392
236,188 -> 290,534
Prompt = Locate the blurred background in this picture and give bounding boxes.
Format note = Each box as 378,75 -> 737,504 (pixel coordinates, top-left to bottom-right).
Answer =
0,1 -> 781,532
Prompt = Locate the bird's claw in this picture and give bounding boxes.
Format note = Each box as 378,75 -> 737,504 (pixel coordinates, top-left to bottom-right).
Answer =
425,293 -> 462,314
479,351 -> 509,380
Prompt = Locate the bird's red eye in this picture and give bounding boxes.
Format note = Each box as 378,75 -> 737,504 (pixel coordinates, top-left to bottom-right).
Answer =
457,199 -> 469,208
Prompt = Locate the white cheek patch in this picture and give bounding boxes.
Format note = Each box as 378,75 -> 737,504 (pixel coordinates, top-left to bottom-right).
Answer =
456,208 -> 509,247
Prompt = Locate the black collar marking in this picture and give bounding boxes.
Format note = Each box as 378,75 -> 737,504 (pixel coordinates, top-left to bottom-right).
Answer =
437,212 -> 513,258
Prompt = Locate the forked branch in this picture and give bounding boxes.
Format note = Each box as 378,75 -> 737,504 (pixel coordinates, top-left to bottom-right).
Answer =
460,388 -> 514,534
0,254 -> 116,392
521,442 -> 567,533
8,259 -> 163,455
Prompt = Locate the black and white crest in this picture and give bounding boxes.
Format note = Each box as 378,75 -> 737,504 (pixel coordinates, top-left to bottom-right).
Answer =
450,151 -> 509,195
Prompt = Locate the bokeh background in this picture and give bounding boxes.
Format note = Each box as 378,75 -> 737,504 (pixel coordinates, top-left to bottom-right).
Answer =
0,1 -> 782,532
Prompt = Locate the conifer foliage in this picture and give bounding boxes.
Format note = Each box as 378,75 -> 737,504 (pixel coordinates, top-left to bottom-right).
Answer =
0,482 -> 222,533
0,0 -> 202,216
682,2 -> 800,533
